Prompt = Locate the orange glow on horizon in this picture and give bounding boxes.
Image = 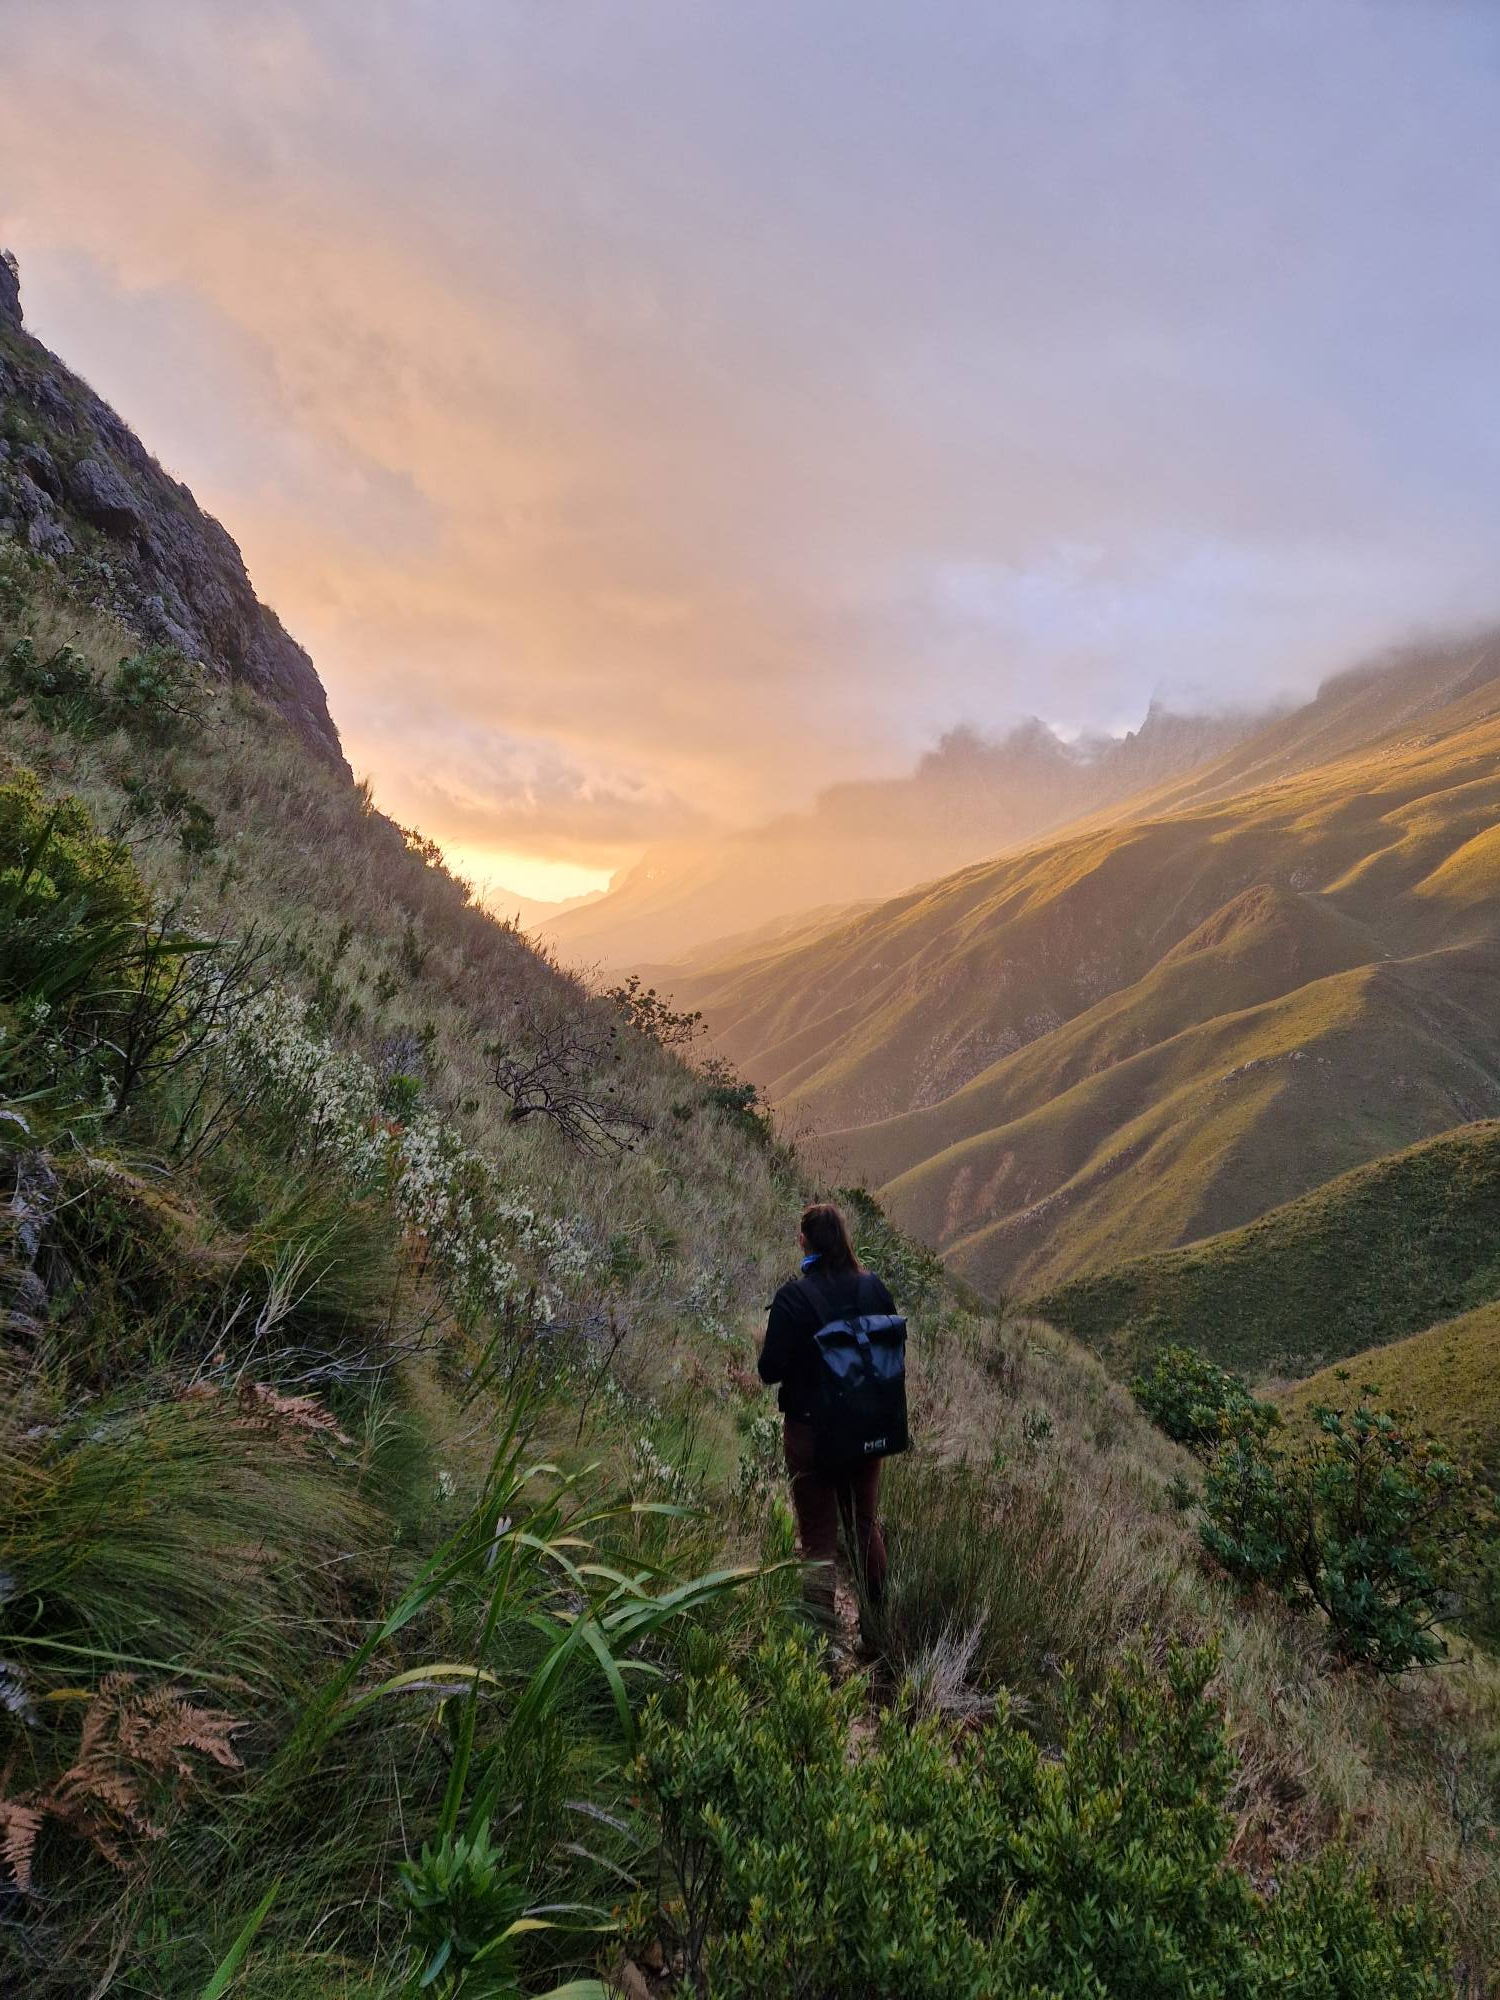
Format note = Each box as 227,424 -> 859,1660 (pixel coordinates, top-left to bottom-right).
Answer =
437,840 -> 612,910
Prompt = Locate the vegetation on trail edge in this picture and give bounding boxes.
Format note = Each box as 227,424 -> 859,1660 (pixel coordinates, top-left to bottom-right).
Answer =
1281,1301 -> 1500,1486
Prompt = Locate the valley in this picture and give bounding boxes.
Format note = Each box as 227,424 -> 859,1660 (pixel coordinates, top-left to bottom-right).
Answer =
672,635 -> 1500,1314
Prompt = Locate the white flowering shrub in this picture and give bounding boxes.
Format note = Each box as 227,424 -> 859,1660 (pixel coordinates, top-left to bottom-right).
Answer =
629,1429 -> 699,1504
734,1413 -> 784,1505
224,988 -> 594,1330
682,1264 -> 736,1345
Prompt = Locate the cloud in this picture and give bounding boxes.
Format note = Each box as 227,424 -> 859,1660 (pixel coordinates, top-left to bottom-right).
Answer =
386,723 -> 708,864
3,0 -> 1499,887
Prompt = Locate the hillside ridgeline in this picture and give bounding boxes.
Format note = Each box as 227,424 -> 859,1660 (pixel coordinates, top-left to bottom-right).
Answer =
685,633 -> 1500,1299
0,253 -> 344,767
1278,1301 -> 1500,1483
542,706 -> 1261,969
1029,1121 -> 1500,1379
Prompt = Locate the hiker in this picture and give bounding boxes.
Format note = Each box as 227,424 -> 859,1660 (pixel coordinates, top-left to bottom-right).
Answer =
758,1200 -> 903,1625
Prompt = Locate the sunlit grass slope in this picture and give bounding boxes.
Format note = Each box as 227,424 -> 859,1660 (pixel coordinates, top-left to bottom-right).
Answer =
686,634 -> 1500,1298
1277,1301 -> 1500,1481
1027,1122 -> 1500,1379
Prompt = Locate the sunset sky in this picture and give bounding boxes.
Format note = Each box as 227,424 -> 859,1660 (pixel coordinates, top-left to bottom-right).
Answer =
5,2 -> 1500,901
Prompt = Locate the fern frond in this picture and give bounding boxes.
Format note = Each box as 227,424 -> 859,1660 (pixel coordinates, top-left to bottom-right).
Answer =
0,1798 -> 43,1894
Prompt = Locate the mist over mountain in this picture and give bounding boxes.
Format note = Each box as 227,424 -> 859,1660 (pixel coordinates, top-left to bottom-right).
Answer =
484,883 -> 605,933
542,702 -> 1262,968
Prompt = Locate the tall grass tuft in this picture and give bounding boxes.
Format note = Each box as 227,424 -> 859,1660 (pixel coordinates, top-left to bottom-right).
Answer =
870,1455 -> 1171,1711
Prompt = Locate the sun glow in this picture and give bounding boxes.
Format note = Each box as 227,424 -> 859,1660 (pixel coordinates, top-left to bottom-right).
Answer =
437,840 -> 613,910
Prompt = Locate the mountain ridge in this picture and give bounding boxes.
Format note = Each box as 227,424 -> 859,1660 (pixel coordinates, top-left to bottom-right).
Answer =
0,251 -> 345,770
543,702 -> 1263,968
685,631 -> 1500,1299
1028,1120 -> 1500,1379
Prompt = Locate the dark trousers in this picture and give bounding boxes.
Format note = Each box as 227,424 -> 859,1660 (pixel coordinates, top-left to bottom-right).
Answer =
783,1417 -> 888,1618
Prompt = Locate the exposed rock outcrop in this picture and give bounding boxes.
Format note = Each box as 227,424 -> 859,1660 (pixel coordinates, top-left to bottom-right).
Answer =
0,252 -> 20,333
0,251 -> 347,771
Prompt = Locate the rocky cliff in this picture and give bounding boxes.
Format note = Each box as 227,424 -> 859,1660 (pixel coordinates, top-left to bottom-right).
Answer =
0,252 -> 346,770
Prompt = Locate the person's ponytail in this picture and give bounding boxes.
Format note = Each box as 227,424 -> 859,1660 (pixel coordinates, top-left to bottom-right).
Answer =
800,1201 -> 860,1275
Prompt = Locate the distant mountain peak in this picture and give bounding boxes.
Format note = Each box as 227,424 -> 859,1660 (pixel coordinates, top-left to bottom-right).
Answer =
545,699 -> 1265,968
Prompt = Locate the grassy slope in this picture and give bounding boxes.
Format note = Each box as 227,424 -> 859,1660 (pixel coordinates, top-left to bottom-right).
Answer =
694,633 -> 1500,1111
684,638 -> 1500,1298
0,555 -> 812,1993
3,557 -> 1500,1982
889,948 -> 1500,1297
0,590 -> 797,1416
1027,1122 -> 1500,1379
1277,1302 -> 1500,1483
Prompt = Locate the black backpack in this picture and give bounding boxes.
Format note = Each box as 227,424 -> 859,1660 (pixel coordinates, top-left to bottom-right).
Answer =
803,1271 -> 910,1472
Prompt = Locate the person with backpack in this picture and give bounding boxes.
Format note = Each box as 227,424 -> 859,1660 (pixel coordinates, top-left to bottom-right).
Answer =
758,1201 -> 908,1626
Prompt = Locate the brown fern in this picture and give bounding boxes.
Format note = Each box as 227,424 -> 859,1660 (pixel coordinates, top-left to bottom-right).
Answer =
179,1376 -> 351,1445
234,1380 -> 352,1444
113,1680 -> 244,1778
0,1674 -> 245,1894
0,1798 -> 44,1894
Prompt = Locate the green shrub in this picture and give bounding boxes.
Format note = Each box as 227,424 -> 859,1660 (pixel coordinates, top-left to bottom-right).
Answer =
0,544 -> 40,620
397,1823 -> 529,1992
108,645 -> 205,739
0,769 -> 157,1102
1,640 -> 204,742
122,775 -> 219,855
837,1183 -> 946,1312
632,1632 -> 1447,1998
398,915 -> 431,980
1132,1342 -> 1280,1455
0,766 -> 145,938
2,636 -> 107,734
397,1817 -> 610,1997
0,773 -> 230,1123
700,1058 -> 772,1146
605,973 -> 703,1050
1200,1391 -> 1491,1672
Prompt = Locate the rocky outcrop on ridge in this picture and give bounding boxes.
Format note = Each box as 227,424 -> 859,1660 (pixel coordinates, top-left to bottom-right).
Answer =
0,251 -> 346,770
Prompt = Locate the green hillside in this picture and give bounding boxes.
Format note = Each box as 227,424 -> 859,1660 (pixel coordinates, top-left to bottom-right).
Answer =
681,636 -> 1500,1298
1278,1301 -> 1500,1482
1028,1123 -> 1500,1378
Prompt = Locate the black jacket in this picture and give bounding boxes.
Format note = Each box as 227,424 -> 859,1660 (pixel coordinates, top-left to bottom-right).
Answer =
758,1265 -> 897,1420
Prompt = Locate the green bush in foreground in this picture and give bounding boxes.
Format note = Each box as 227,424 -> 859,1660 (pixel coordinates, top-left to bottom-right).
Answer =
632,1632 -> 1447,1999
1201,1392 -> 1492,1673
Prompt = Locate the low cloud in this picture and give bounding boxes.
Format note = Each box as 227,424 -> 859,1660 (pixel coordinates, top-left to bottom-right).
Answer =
388,726 -> 708,868
4,2 -> 1499,890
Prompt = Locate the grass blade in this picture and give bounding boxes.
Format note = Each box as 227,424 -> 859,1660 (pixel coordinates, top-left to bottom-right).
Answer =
199,1879 -> 279,1998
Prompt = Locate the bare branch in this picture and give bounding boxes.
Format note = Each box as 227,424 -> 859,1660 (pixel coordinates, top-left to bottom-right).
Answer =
484,1002 -> 646,1155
